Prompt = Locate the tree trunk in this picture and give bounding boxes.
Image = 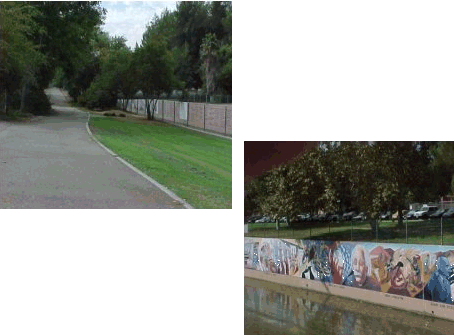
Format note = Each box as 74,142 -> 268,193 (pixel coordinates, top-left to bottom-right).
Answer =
3,89 -> 6,114
146,99 -> 152,120
369,219 -> 378,238
20,80 -> 28,113
397,208 -> 404,227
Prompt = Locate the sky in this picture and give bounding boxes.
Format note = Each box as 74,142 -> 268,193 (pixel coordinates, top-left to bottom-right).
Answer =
101,1 -> 177,49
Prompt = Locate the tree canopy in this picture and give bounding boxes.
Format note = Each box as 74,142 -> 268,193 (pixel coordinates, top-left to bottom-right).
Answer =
245,142 -> 454,227
1,1 -> 232,115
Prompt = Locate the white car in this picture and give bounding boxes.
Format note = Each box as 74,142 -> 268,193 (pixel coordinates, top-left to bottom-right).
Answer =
415,206 -> 438,219
255,216 -> 271,223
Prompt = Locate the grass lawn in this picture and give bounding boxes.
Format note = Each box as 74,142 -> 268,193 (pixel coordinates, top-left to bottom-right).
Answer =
88,114 -> 231,209
245,219 -> 454,245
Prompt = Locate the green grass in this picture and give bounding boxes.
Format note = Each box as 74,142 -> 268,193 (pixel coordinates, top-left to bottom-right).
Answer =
245,219 -> 454,245
88,115 -> 232,208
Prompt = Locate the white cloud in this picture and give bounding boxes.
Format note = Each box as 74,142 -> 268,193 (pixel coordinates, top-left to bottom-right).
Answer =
101,1 -> 177,49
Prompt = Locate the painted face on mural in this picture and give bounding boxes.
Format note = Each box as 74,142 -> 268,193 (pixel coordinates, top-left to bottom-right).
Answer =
390,262 -> 406,288
332,249 -> 344,283
352,246 -> 368,286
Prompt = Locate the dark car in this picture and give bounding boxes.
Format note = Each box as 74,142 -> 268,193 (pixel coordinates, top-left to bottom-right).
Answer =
429,208 -> 447,219
442,207 -> 454,218
328,213 -> 342,222
317,213 -> 329,222
380,211 -> 392,220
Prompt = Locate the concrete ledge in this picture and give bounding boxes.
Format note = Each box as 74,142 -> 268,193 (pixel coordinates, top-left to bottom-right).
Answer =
245,268 -> 454,321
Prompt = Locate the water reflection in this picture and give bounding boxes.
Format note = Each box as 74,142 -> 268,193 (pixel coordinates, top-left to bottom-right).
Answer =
244,277 -> 454,335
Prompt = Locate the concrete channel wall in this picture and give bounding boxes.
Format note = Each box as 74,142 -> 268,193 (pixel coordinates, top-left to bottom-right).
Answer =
244,237 -> 454,321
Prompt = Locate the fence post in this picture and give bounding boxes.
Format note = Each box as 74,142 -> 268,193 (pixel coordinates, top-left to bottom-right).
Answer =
174,101 -> 176,124
203,104 -> 206,130
225,106 -> 227,135
406,219 -> 408,244
162,100 -> 164,121
441,217 -> 443,245
351,221 -> 353,241
187,103 -> 189,127
376,220 -> 378,242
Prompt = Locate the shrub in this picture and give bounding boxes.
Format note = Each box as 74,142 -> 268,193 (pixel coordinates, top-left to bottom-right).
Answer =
26,88 -> 52,115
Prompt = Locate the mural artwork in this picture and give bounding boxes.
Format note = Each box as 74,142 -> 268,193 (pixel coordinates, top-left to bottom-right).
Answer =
244,238 -> 454,305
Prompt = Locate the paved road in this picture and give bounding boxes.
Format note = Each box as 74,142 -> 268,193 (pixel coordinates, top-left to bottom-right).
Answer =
0,88 -> 186,208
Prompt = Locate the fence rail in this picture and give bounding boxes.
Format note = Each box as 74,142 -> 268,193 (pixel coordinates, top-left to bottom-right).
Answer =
244,218 -> 454,245
117,98 -> 232,137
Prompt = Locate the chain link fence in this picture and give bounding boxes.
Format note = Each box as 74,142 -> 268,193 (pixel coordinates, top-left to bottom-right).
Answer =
244,218 -> 454,246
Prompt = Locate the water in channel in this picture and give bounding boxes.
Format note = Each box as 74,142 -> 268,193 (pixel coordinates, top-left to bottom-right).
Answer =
244,277 -> 454,335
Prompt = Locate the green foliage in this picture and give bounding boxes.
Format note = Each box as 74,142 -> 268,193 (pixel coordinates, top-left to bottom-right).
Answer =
0,1 -> 105,114
78,34 -> 134,110
217,43 -> 232,94
134,35 -> 175,119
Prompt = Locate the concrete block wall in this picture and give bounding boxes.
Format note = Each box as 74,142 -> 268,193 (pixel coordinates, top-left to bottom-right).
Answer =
188,103 -> 205,129
117,98 -> 232,136
244,237 -> 454,321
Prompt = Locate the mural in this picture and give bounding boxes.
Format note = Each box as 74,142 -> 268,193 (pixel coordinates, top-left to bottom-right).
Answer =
244,238 -> 454,305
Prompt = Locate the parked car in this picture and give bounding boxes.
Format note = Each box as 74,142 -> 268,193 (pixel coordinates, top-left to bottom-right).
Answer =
415,206 -> 438,219
405,210 -> 417,220
317,213 -> 329,222
255,216 -> 272,223
352,212 -> 367,221
343,211 -> 357,221
247,216 -> 261,223
392,210 -> 408,221
328,213 -> 342,222
429,208 -> 447,219
442,207 -> 454,218
380,211 -> 392,220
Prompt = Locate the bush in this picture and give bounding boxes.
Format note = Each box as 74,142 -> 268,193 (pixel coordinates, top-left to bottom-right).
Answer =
119,113 -> 126,117
78,77 -> 117,110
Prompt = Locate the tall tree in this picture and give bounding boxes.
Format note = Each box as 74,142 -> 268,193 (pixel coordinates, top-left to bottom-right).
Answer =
135,35 -> 175,120
175,1 -> 209,90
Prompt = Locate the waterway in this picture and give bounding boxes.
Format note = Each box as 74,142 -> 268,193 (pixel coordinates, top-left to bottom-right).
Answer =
244,277 -> 454,335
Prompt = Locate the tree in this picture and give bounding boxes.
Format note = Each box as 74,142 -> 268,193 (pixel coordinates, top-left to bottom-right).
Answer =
174,1 -> 209,90
430,142 -> 454,197
78,34 -> 134,110
244,174 -> 268,217
257,149 -> 328,229
0,2 -> 47,113
135,36 -> 175,120
200,32 -> 218,96
216,43 -> 232,95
